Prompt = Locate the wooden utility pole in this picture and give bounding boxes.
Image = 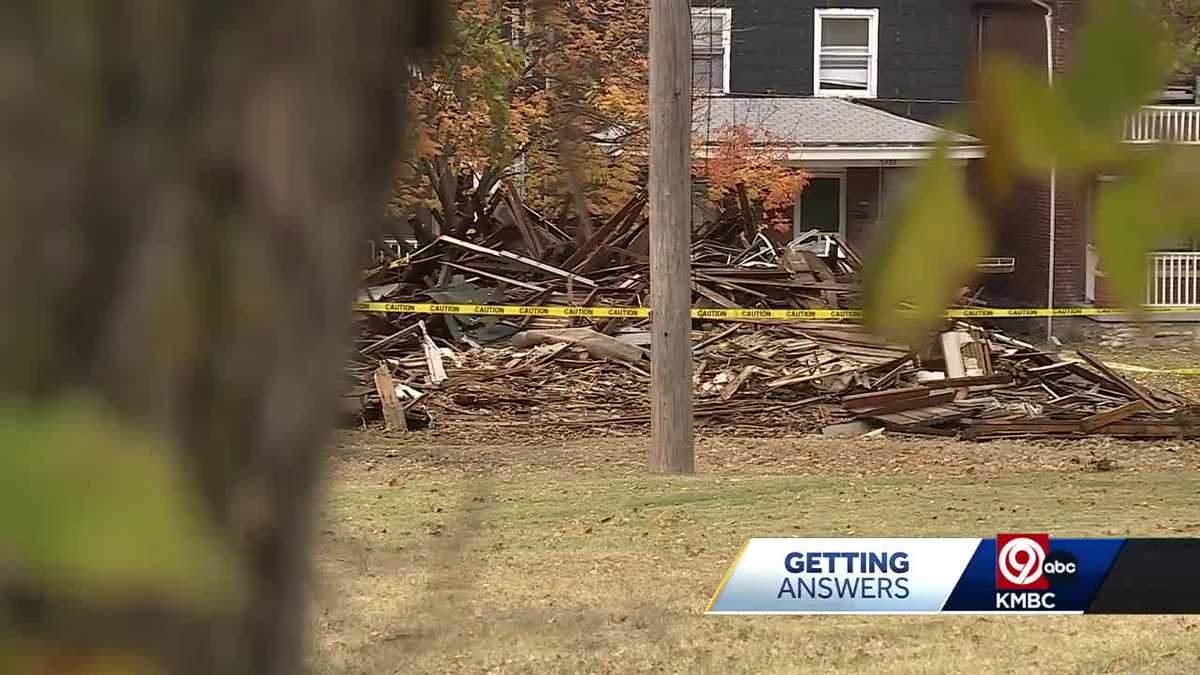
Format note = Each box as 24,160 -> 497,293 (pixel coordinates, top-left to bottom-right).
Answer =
648,0 -> 695,473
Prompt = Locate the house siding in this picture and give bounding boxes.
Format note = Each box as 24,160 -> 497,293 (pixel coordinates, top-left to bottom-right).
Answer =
692,0 -> 1091,309
694,0 -> 975,124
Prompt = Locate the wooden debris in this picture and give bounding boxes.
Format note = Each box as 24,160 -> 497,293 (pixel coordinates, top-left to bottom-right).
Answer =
373,364 -> 407,431
1080,401 -> 1150,432
346,185 -> 1196,440
510,328 -> 646,364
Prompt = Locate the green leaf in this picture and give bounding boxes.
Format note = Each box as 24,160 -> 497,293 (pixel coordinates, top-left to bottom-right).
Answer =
863,143 -> 987,342
978,61 -> 1125,177
1062,0 -> 1170,131
0,398 -> 239,607
1095,150 -> 1200,312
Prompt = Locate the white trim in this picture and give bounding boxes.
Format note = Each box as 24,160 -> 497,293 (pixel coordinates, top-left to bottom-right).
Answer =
793,170 -> 847,238
813,8 -> 879,99
695,144 -> 986,163
691,7 -> 733,95
783,145 -> 985,161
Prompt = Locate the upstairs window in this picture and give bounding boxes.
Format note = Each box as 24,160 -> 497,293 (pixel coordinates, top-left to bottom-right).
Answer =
692,8 -> 731,94
814,8 -> 878,98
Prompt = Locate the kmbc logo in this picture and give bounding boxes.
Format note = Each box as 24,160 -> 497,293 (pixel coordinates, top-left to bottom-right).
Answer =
996,533 -> 1050,590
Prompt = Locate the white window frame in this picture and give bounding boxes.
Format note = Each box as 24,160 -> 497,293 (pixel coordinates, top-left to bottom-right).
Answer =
813,8 -> 879,99
691,7 -> 732,95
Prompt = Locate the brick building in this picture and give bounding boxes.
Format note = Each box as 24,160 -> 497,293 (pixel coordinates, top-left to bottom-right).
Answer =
692,0 -> 1200,309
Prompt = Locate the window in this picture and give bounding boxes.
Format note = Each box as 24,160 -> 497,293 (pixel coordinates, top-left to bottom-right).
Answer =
814,8 -> 878,98
692,8 -> 731,94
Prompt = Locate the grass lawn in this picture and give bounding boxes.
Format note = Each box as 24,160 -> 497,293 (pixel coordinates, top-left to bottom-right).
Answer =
310,457 -> 1200,674
311,343 -> 1200,673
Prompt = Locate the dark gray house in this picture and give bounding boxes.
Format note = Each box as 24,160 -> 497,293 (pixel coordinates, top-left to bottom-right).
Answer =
690,0 -> 1047,248
691,0 -> 1200,309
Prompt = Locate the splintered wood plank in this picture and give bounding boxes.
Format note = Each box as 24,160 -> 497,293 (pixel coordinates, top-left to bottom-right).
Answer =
799,250 -> 838,281
692,272 -> 772,298
1080,400 -> 1150,432
874,406 -> 966,426
440,261 -> 550,292
1075,351 -> 1168,410
852,390 -> 956,418
561,193 -> 645,270
720,365 -> 758,401
1028,361 -> 1073,373
820,342 -> 912,360
503,182 -> 544,259
692,281 -> 740,308
797,328 -> 902,348
373,364 -> 407,431
921,374 -> 1012,388
841,386 -> 928,410
440,234 -> 598,287
766,365 -> 862,389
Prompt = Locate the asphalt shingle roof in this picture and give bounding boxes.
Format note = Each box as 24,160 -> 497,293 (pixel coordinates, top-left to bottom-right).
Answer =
693,97 -> 978,146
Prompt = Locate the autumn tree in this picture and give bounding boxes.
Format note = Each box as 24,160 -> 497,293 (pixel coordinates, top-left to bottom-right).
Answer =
394,0 -> 650,237
394,0 -> 527,239
393,0 -> 809,237
693,123 -> 810,233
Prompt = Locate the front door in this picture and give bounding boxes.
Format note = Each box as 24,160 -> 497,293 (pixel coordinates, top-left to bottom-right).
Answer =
796,176 -> 842,236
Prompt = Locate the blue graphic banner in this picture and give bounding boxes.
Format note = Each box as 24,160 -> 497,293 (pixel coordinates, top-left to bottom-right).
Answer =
706,536 -> 1200,614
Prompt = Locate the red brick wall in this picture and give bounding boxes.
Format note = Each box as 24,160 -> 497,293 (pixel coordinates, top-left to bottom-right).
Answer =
1049,0 -> 1086,307
989,0 -> 1088,307
1052,1 -> 1081,76
1001,178 -> 1086,306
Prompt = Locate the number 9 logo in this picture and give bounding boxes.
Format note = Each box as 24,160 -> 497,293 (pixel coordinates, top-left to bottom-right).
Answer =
998,537 -> 1046,586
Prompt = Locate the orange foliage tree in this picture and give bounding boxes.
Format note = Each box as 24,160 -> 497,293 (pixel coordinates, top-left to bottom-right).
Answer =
394,0 -> 806,237
693,123 -> 809,231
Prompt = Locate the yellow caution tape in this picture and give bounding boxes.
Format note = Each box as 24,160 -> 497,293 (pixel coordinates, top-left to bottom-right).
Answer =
354,302 -> 1197,321
1063,358 -> 1200,376
356,302 -> 651,318
1101,363 -> 1200,376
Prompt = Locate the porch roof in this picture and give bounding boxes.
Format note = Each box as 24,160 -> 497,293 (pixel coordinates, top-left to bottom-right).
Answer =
694,97 -> 983,161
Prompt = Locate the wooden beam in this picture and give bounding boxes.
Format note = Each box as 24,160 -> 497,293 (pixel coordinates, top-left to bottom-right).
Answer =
439,261 -> 550,292
648,0 -> 694,474
853,390 -> 957,418
502,181 -> 544,259
438,234 -> 598,287
841,386 -> 929,410
1075,350 -> 1168,410
373,364 -> 407,432
1080,400 -> 1149,432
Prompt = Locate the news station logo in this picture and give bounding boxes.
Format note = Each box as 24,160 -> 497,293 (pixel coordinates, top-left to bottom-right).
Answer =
996,533 -> 1049,590
994,533 -> 1079,609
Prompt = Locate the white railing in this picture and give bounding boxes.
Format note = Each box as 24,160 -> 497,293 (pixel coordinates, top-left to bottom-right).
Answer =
1146,251 -> 1200,306
1123,106 -> 1200,144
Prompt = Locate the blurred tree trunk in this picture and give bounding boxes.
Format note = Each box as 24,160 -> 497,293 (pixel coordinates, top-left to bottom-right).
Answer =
0,1 -> 441,673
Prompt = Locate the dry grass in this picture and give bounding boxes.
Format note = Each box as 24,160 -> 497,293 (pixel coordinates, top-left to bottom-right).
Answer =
310,342 -> 1200,674
311,451 -> 1200,674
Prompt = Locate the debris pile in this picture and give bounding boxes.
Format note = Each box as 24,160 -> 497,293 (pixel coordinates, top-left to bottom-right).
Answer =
360,191 -> 866,328
836,327 -> 1198,440
349,188 -> 1198,440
